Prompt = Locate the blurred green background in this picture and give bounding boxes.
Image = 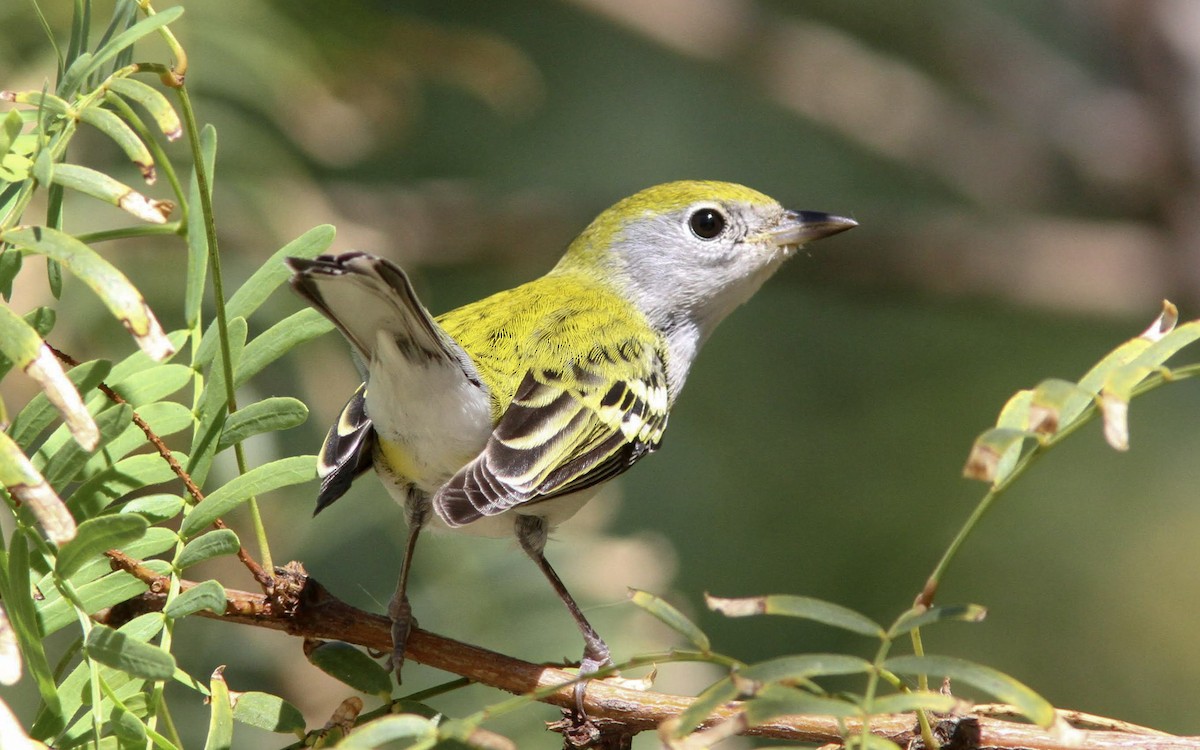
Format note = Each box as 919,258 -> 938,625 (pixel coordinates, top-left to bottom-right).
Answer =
4,0 -> 1200,746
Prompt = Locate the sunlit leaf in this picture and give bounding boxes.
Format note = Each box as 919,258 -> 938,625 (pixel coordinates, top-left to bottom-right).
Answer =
175,529 -> 240,570
0,306 -> 99,451
107,78 -> 182,140
232,691 -> 306,735
180,455 -> 316,539
226,224 -> 335,322
184,124 -> 217,327
205,667 -> 234,750
672,674 -> 739,737
77,104 -> 155,182
962,427 -> 1033,484
216,396 -> 307,452
338,714 -> 438,749
164,580 -> 227,619
55,513 -> 148,577
742,684 -> 860,724
886,604 -> 987,638
741,653 -> 873,684
2,226 -> 173,360
233,309 -> 333,388
629,589 -> 709,652
707,593 -> 882,637
883,654 -> 1053,727
87,624 -> 176,680
120,493 -> 184,523
866,691 -> 958,715
70,452 -> 183,520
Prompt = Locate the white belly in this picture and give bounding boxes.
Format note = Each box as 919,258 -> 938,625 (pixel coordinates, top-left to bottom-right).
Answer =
365,334 -> 493,493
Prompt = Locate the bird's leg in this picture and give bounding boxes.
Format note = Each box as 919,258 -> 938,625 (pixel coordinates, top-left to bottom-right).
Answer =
514,514 -> 613,717
387,495 -> 427,678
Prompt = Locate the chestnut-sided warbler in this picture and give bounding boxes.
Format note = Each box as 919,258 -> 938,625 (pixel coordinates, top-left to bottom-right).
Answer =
287,180 -> 855,690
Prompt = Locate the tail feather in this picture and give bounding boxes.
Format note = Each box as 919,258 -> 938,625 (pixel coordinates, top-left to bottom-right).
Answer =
286,252 -> 451,365
314,384 -> 375,514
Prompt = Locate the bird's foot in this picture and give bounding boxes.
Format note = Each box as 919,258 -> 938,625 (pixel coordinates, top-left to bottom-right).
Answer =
384,594 -> 416,679
566,643 -> 615,734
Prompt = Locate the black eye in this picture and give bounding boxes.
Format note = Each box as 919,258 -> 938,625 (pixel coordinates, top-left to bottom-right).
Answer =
689,207 -> 726,240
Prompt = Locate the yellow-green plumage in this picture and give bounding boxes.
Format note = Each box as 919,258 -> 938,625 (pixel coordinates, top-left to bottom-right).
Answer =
437,272 -> 666,424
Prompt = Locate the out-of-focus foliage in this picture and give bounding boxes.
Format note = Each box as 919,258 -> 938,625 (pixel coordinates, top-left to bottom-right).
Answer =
4,0 -> 1200,747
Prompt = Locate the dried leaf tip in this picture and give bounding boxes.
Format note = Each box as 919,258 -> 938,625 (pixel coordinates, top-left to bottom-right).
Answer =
1140,300 -> 1178,342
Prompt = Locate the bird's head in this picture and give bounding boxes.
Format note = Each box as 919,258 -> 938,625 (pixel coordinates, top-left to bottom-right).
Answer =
557,180 -> 856,341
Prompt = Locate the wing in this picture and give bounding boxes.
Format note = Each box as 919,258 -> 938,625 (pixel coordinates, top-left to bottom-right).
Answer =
286,252 -> 481,386
433,341 -> 669,527
314,383 -> 376,515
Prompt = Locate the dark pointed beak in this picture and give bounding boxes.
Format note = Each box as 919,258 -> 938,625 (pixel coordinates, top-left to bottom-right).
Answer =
770,210 -> 858,246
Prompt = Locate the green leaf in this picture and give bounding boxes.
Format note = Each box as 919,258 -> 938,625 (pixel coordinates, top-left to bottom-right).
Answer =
197,316 -> 246,423
0,108 -> 23,154
49,162 -> 171,222
107,363 -> 192,406
673,676 -> 740,737
106,329 -> 188,384
233,308 -> 333,387
226,224 -> 335,321
70,452 -> 183,520
961,426 -> 1034,484
629,588 -> 709,652
56,513 -> 148,577
339,714 -> 437,749
38,568 -> 158,637
0,430 -> 46,495
706,593 -> 883,638
76,104 -> 155,182
0,245 -> 24,299
0,301 -> 47,366
1,226 -> 173,360
306,641 -> 392,697
231,691 -> 306,735
3,533 -> 63,730
107,78 -> 182,140
883,654 -> 1054,727
165,580 -> 226,619
216,396 -> 307,452
205,668 -> 235,750
87,624 -> 176,680
994,388 -> 1034,430
886,604 -> 987,638
0,307 -> 56,380
0,306 -> 98,450
180,456 -> 316,539
79,401 -> 192,479
41,404 -> 132,490
61,6 -> 185,94
1028,378 -> 1092,435
120,493 -> 185,522
742,684 -> 860,724
866,691 -> 958,715
184,124 -> 217,326
48,526 -> 178,588
857,734 -> 904,750
741,653 -> 873,684
175,529 -> 240,570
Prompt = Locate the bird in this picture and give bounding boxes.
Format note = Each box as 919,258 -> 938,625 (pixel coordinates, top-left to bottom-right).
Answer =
286,180 -> 856,698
